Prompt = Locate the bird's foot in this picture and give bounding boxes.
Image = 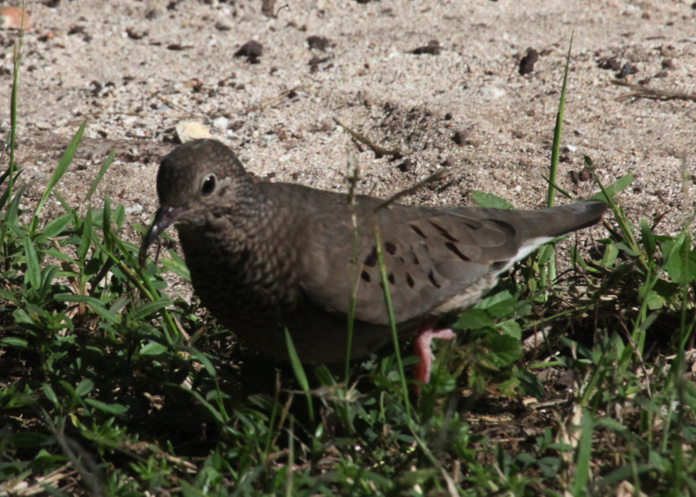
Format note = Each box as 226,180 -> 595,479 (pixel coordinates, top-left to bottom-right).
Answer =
413,323 -> 456,391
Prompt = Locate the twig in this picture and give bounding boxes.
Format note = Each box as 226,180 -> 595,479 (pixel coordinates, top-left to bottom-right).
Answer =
260,85 -> 302,110
275,3 -> 290,18
333,116 -> 401,158
612,80 -> 696,102
150,91 -> 207,121
373,168 -> 448,213
84,111 -> 149,118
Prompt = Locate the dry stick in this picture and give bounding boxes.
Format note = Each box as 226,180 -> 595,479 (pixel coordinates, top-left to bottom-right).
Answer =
274,4 -> 290,17
83,111 -> 149,118
333,116 -> 402,158
612,80 -> 696,102
149,91 -> 209,123
260,85 -> 303,110
373,168 -> 449,214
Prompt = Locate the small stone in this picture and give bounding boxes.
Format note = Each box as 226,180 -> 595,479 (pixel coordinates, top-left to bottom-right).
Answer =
660,45 -> 678,58
262,0 -> 277,17
398,158 -> 413,172
308,55 -> 330,73
452,130 -> 466,146
307,35 -> 331,51
167,43 -> 193,51
235,40 -> 263,63
213,117 -> 230,130
597,57 -> 621,71
479,86 -> 506,100
617,63 -> 639,79
68,25 -> 86,35
519,48 -> 539,75
126,204 -> 143,214
126,27 -> 148,40
0,6 -> 34,30
411,40 -> 440,55
176,122 -> 212,143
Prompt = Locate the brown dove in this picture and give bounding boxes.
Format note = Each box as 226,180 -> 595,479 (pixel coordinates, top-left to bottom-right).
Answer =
140,139 -> 607,384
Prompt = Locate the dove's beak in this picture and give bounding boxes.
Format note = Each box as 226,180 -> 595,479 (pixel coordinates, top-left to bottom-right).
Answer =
138,205 -> 186,268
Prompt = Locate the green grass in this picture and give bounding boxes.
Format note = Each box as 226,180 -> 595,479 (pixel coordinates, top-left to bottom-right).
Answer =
2,31 -> 696,497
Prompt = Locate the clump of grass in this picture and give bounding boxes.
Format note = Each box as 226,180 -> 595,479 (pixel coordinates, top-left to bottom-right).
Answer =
1,31 -> 695,497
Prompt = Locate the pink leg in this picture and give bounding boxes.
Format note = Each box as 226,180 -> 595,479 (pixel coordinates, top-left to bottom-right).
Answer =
413,321 -> 456,388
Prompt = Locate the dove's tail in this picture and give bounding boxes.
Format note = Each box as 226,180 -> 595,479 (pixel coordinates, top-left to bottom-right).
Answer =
494,200 -> 608,271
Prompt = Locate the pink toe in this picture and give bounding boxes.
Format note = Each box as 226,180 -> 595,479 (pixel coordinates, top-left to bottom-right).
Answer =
413,323 -> 456,388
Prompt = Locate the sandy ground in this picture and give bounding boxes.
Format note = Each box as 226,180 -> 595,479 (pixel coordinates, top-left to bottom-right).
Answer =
3,0 -> 695,267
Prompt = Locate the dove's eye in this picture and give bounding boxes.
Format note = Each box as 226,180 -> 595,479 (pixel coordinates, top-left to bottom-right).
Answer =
201,174 -> 216,195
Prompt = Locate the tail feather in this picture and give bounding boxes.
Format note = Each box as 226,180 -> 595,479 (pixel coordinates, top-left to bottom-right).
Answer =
496,200 -> 607,272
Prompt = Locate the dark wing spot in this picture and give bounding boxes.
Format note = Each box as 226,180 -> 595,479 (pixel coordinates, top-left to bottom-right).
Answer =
361,270 -> 371,282
466,222 -> 480,230
410,224 -> 427,239
427,270 -> 441,288
398,256 -> 405,263
413,253 -> 420,265
385,242 -> 397,254
388,273 -> 395,284
490,219 -> 516,236
364,247 -> 378,267
406,273 -> 415,288
429,221 -> 458,242
445,242 -> 470,261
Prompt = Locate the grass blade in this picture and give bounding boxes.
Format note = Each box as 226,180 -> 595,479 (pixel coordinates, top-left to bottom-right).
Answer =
374,224 -> 412,421
0,171 -> 21,211
82,150 -> 116,205
572,408 -> 593,496
23,234 -> 40,290
3,19 -> 24,237
547,31 -> 573,208
285,328 -> 314,422
53,293 -> 119,324
30,121 -> 86,237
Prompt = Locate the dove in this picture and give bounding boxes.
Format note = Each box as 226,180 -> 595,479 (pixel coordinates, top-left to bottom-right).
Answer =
140,139 -> 607,385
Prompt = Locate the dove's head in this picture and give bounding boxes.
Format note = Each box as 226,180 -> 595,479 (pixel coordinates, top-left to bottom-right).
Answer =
139,139 -> 251,267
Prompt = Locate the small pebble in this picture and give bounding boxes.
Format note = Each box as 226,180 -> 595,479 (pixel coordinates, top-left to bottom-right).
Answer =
307,35 -> 331,51
126,204 -> 143,214
235,40 -> 263,63
213,117 -> 229,130
519,48 -> 539,75
411,40 -> 440,55
176,122 -> 212,143
0,6 -> 34,30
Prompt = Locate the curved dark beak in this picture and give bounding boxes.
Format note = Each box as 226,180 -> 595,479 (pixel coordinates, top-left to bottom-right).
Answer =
138,205 -> 186,268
